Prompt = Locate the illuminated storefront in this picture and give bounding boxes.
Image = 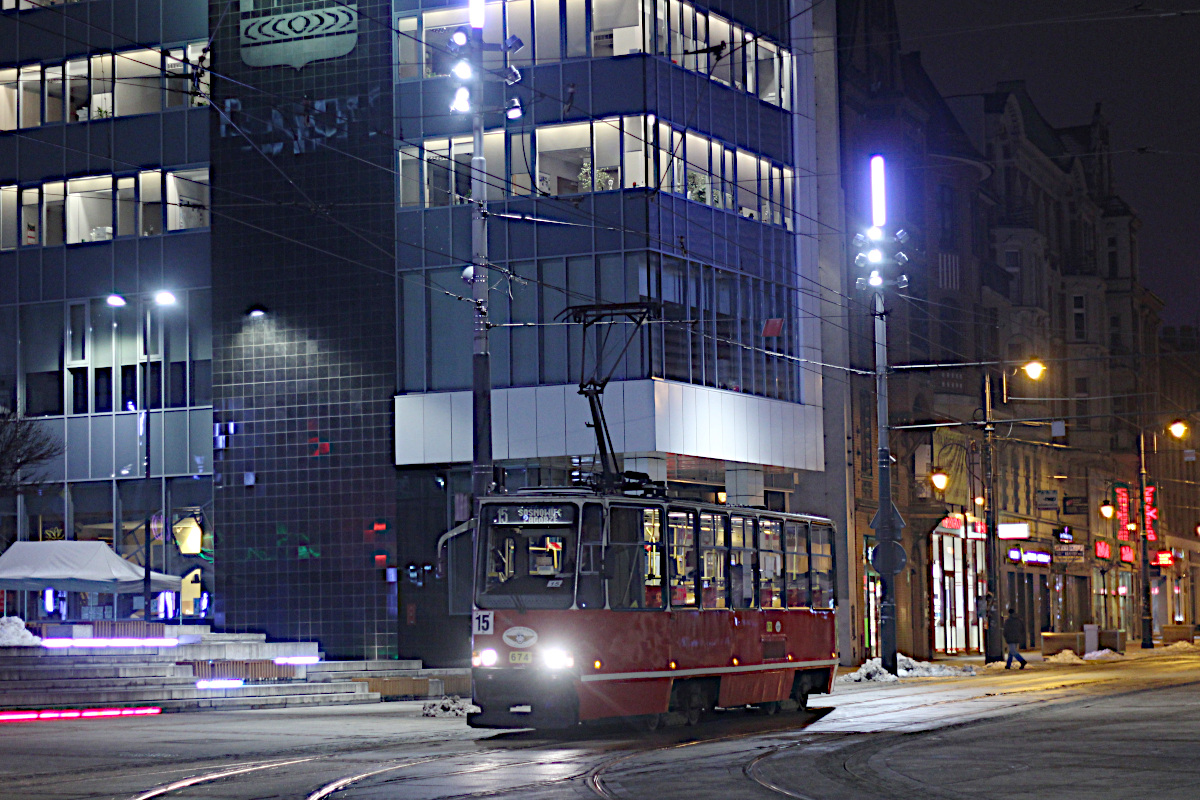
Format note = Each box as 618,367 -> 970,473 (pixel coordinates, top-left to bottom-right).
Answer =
930,515 -> 986,653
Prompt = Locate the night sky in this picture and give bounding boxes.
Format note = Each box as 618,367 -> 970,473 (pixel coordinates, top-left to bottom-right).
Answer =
890,0 -> 1200,325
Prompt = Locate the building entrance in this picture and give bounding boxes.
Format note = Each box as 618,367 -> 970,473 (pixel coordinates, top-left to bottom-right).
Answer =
930,519 -> 986,653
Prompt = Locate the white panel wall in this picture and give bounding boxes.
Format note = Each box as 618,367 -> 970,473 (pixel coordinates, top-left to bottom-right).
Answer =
395,379 -> 824,471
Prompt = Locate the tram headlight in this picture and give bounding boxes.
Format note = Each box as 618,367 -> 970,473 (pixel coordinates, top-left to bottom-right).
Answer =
542,647 -> 574,670
472,648 -> 498,667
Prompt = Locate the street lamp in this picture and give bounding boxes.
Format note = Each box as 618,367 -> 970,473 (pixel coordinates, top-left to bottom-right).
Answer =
930,468 -> 950,492
108,291 -> 175,619
852,154 -> 911,675
1099,500 -> 1115,519
981,360 -> 1046,663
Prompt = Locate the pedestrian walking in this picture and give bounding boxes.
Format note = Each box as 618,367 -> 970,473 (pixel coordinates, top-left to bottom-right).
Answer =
1003,607 -> 1027,669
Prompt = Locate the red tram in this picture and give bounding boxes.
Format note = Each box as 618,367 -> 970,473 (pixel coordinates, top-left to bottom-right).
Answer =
468,490 -> 838,729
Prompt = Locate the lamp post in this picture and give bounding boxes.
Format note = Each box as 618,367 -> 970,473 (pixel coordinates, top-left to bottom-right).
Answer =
1137,419 -> 1188,648
851,155 -> 911,675
449,0 -> 524,507
108,290 -> 175,619
980,360 -> 1045,663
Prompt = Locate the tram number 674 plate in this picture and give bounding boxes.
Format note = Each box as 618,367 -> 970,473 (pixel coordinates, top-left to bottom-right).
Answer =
509,651 -> 533,664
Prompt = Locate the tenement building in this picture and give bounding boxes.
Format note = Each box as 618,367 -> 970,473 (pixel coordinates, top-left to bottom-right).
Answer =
0,0 -> 848,663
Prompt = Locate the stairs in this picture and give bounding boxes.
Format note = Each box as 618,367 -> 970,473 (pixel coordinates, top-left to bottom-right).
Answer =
0,624 -> 472,711
0,626 -> 376,712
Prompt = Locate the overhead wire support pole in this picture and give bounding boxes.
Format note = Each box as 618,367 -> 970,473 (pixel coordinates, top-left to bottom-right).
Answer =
1138,430 -> 1154,649
468,9 -> 493,506
982,373 -> 1003,663
872,289 -> 899,676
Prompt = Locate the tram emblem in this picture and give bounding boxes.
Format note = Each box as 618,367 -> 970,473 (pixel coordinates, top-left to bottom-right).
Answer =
503,627 -> 538,648
239,0 -> 359,70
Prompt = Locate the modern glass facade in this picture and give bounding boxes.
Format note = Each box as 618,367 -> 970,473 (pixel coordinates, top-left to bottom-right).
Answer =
0,0 -> 213,621
2,0 -> 830,663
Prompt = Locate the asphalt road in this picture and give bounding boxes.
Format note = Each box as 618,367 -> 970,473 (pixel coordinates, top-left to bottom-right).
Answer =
4,648 -> 1200,800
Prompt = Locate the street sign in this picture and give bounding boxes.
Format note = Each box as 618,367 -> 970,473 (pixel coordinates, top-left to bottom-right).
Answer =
1035,490 -> 1059,511
870,539 -> 908,575
1053,543 -> 1085,559
1062,496 -> 1088,515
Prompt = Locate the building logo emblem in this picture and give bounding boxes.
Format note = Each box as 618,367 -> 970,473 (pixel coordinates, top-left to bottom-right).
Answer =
240,0 -> 359,70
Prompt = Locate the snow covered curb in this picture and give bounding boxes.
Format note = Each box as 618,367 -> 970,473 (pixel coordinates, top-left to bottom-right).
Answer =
0,616 -> 41,646
422,695 -> 480,717
838,654 -> 976,683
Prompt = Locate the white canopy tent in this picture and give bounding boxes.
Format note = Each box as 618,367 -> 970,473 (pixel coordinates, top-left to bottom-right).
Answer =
0,541 -> 182,593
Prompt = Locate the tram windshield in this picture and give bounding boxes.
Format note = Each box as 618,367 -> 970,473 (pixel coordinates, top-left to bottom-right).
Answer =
477,504 -> 577,609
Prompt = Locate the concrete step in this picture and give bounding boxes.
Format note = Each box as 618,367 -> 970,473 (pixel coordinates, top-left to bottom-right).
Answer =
0,664 -> 194,681
0,679 -> 376,709
156,690 -> 382,712
163,624 -> 213,636
306,659 -> 423,673
0,649 -> 185,664
0,675 -> 198,692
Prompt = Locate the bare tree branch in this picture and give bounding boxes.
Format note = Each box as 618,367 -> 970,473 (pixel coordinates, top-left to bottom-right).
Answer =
0,408 -> 64,494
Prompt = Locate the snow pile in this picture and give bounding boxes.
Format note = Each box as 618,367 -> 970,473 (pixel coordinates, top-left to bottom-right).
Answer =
1162,640 -> 1198,652
838,654 -> 976,683
1046,649 -> 1085,664
983,660 -> 1011,671
1082,649 -> 1123,661
0,616 -> 41,646
422,695 -> 480,717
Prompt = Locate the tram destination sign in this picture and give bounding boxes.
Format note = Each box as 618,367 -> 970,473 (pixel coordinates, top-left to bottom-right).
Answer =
494,505 -> 574,525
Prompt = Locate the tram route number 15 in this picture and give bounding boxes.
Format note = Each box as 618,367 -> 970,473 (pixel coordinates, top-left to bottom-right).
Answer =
473,611 -> 494,635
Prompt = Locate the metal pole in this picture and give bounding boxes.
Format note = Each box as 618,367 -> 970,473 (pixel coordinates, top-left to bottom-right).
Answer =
142,302 -> 152,619
982,373 -> 1003,663
873,290 -> 898,675
1139,431 -> 1154,648
469,27 -> 493,504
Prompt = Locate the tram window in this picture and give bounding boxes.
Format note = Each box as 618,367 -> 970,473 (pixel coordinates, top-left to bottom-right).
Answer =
606,506 -> 665,610
730,515 -> 757,609
758,519 -> 784,608
577,503 -> 605,609
784,521 -> 810,607
477,504 -> 578,610
667,510 -> 697,607
700,512 -> 728,608
810,524 -> 835,609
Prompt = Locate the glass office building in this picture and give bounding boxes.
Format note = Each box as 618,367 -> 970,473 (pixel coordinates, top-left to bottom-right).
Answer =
1,0 -> 833,663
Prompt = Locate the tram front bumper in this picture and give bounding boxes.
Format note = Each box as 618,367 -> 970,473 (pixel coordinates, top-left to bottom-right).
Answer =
467,668 -> 579,729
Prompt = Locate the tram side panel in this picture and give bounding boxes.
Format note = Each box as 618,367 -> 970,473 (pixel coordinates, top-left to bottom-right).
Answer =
470,606 -> 836,727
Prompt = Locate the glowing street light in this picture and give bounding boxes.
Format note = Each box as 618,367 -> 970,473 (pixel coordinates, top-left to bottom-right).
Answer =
1169,419 -> 1188,439
1099,500 -> 1115,520
1022,360 -> 1046,381
930,469 -> 949,492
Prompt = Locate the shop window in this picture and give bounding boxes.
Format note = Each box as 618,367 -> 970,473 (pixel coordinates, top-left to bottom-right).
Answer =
166,168 -> 209,230
66,176 -> 114,244
667,509 -> 696,607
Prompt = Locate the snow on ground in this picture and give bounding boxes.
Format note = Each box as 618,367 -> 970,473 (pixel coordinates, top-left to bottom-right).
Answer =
1046,650 -> 1085,664
838,654 -> 976,683
422,695 -> 481,717
1161,640 -> 1198,652
0,616 -> 41,646
1082,649 -> 1123,660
